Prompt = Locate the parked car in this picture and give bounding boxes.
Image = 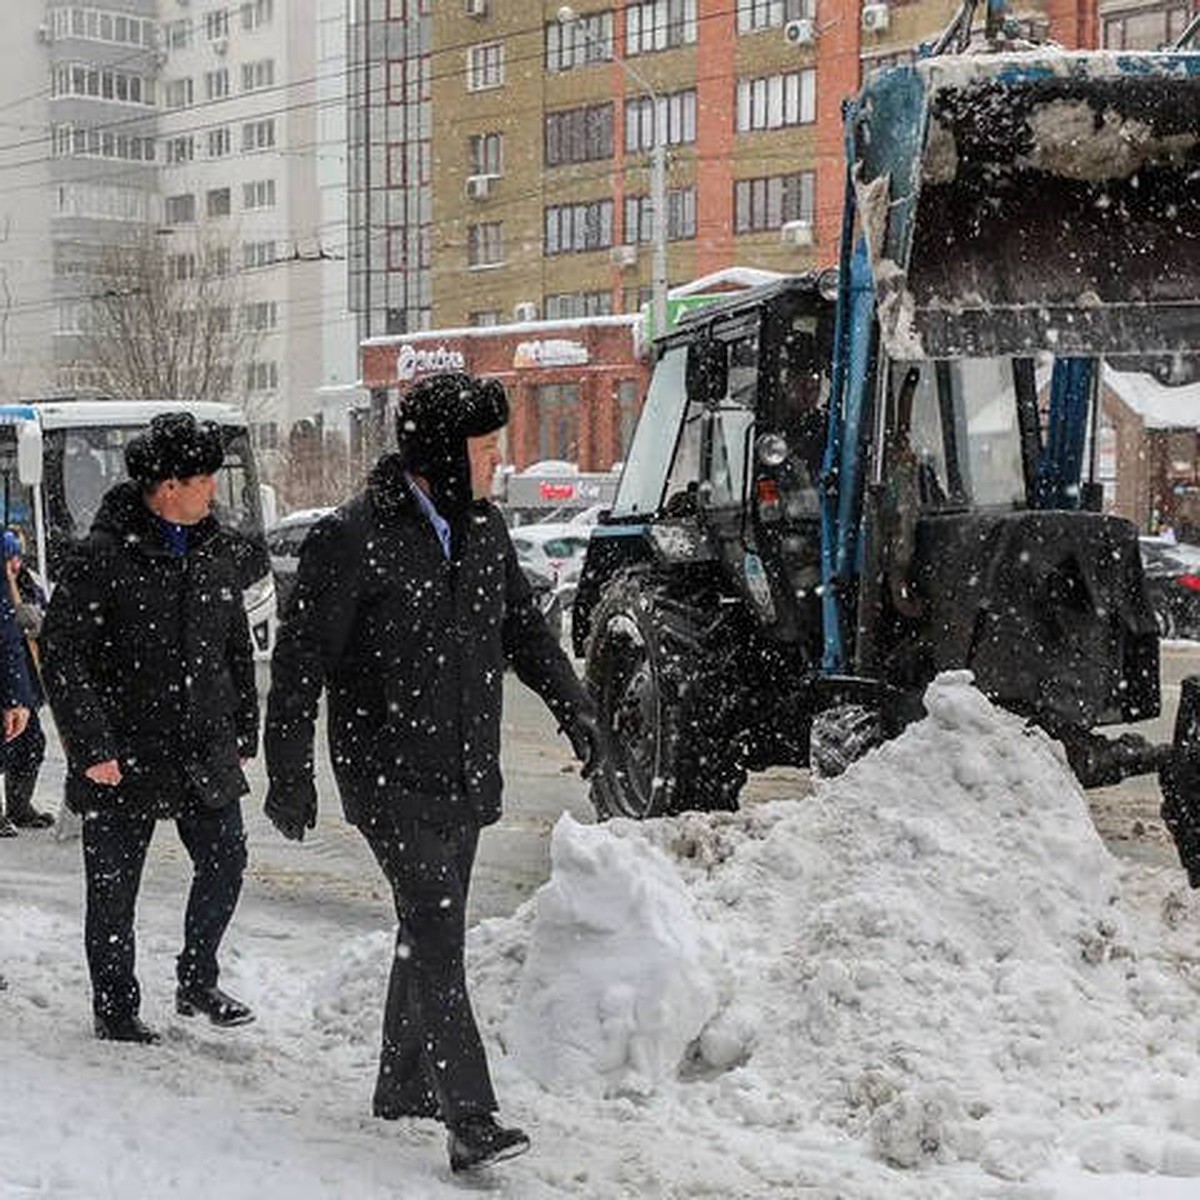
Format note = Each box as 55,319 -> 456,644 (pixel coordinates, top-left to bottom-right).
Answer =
1138,536 -> 1200,639
509,524 -> 593,589
267,507 -> 564,640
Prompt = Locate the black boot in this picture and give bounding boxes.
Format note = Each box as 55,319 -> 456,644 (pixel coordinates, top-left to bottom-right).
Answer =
0,814 -> 17,838
94,1014 -> 161,1044
447,1114 -> 530,1172
5,774 -> 53,829
176,984 -> 255,1027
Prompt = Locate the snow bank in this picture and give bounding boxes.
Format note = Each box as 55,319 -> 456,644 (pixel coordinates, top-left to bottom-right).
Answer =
6,671 -> 1200,1198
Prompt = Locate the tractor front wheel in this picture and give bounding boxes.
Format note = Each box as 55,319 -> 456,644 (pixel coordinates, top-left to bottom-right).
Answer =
585,574 -> 745,820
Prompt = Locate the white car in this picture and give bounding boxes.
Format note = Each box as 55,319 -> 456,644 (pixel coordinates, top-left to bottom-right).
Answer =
509,524 -> 593,588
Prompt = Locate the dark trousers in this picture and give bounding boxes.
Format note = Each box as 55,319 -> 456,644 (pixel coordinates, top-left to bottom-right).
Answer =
82,800 -> 247,1020
360,813 -> 496,1125
2,710 -> 45,813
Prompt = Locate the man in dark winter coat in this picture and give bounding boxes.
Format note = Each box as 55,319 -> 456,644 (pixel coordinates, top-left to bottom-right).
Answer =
264,372 -> 602,1174
42,412 -> 259,1045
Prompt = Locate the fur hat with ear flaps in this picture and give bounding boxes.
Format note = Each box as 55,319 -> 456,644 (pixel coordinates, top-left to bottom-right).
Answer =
125,412 -> 225,487
394,372 -> 508,517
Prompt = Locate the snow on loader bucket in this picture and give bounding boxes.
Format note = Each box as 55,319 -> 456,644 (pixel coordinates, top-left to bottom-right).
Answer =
850,52 -> 1200,360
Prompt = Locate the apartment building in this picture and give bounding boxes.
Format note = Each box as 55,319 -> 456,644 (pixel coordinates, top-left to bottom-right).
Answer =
0,0 -> 357,457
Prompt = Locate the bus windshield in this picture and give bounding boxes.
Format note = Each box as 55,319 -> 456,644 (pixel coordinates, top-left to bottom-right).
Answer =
41,424 -> 268,583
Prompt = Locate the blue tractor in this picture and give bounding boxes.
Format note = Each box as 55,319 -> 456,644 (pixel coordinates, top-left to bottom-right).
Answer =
572,4 -> 1200,879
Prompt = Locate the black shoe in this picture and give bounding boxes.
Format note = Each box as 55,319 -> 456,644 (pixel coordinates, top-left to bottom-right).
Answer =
9,809 -> 54,829
0,815 -> 17,838
94,1014 -> 161,1044
175,984 -> 255,1028
447,1114 -> 530,1173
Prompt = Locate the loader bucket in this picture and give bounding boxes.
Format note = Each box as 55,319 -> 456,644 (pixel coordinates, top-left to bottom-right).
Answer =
851,52 -> 1200,359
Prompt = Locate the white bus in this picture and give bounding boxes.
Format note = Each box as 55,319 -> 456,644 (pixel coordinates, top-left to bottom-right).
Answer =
0,400 -> 277,658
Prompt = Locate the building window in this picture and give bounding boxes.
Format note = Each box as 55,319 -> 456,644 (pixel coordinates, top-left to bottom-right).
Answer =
165,78 -> 194,110
625,89 -> 697,151
205,69 -> 230,101
164,193 -> 196,224
242,58 -> 275,91
545,200 -> 614,255
166,19 -> 192,50
243,300 -> 278,331
471,310 -> 501,326
165,136 -> 195,164
58,8 -> 155,47
469,132 -> 503,177
467,222 -> 504,267
736,0 -> 814,32
736,69 -> 816,131
241,119 -> 276,152
626,0 -> 697,55
537,384 -> 581,461
209,247 -> 231,277
205,9 -> 230,40
734,171 -> 815,232
545,10 -> 614,70
243,240 -> 276,268
545,292 -> 614,319
545,103 -> 614,167
168,253 -> 196,281
54,124 -> 155,162
243,179 -> 276,209
253,421 -> 280,450
1102,3 -> 1191,48
53,64 -> 154,106
208,127 -> 232,158
206,187 -> 232,218
246,360 -> 279,392
56,182 -> 150,222
467,43 -> 504,91
241,0 -> 274,31
624,187 -> 696,242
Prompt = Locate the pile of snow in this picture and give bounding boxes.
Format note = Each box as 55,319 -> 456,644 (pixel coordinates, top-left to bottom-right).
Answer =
5,672 -> 1200,1198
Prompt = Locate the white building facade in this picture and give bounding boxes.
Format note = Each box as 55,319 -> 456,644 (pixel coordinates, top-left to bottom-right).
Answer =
0,0 -> 356,453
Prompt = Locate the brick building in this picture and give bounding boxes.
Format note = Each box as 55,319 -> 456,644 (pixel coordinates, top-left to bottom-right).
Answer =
347,0 -> 1195,489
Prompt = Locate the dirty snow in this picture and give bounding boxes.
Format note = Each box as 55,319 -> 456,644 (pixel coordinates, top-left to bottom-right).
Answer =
4,671 -> 1200,1198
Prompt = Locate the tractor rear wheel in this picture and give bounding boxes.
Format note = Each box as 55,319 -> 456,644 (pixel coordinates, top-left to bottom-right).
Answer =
585,574 -> 745,820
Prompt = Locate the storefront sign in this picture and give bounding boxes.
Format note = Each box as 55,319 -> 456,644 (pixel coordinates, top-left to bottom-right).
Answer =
397,343 -> 466,382
513,339 -> 589,369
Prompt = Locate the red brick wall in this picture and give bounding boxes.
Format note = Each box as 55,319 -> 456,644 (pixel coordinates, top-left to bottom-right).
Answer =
360,321 -> 649,473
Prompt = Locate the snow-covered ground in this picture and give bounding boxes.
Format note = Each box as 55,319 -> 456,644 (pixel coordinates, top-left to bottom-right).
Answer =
4,672 -> 1200,1198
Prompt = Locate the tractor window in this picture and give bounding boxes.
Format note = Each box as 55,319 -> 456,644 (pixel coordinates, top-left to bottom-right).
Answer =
706,333 -> 758,509
611,345 -> 688,518
892,357 -> 1028,509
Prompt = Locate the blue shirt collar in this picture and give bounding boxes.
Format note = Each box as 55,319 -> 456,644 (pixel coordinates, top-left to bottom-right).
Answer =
405,472 -> 451,559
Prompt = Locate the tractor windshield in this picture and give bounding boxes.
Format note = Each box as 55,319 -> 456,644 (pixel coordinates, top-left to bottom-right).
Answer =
886,357 -> 1028,509
611,345 -> 688,518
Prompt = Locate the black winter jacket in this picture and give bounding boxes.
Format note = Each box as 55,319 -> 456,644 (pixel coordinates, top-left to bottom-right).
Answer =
264,453 -> 590,828
42,482 -> 259,818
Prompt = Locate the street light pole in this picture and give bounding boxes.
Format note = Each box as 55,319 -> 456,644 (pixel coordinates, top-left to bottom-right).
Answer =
557,6 -> 668,340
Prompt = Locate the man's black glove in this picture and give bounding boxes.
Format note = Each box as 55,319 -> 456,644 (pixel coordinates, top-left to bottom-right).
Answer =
563,709 -> 609,780
264,776 -> 317,842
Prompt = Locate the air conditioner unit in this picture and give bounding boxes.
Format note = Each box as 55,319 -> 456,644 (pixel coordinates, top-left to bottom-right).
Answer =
212,36 -> 228,55
784,18 -> 816,46
36,23 -> 52,44
465,0 -> 488,17
465,174 -> 491,200
610,245 -> 638,269
513,301 -> 538,322
861,3 -> 890,33
780,219 -> 814,246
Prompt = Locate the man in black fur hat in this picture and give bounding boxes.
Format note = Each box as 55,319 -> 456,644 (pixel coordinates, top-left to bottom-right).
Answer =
42,412 -> 259,1044
264,372 -> 602,1173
